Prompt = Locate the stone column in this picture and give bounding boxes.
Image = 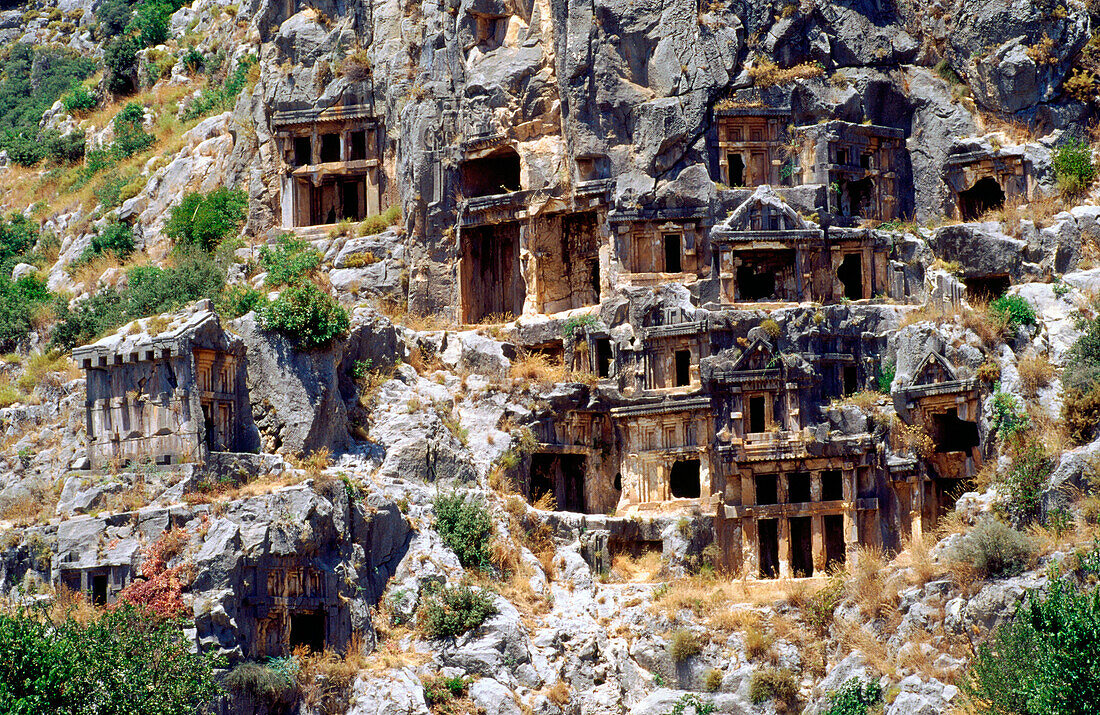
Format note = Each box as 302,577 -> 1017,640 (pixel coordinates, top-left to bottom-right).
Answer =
778,516 -> 791,578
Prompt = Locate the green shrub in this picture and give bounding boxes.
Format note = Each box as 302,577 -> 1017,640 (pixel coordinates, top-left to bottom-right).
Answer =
748,667 -> 798,708
875,360 -> 895,393
668,628 -> 702,663
260,282 -> 349,348
104,36 -> 139,95
182,48 -> 205,74
1000,442 -> 1054,524
224,660 -> 297,708
88,221 -> 135,260
128,0 -> 174,47
259,234 -> 321,287
43,130 -> 86,164
0,274 -> 50,352
93,169 -> 132,209
0,45 -> 95,162
949,518 -> 1035,578
422,674 -> 468,705
962,574 -> 1100,714
182,55 -> 258,120
823,677 -> 882,715
49,289 -> 126,349
165,187 -> 249,251
111,102 -> 154,158
989,390 -> 1030,442
218,285 -> 266,319
433,492 -> 494,570
0,603 -> 221,714
704,668 -> 723,692
62,84 -> 98,115
418,583 -> 497,639
562,314 -> 598,338
0,213 -> 38,268
990,295 -> 1036,330
1063,385 -> 1100,445
95,0 -> 132,36
1052,137 -> 1097,196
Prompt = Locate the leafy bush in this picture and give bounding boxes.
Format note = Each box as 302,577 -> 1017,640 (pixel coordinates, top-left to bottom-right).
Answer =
112,103 -> 154,158
823,677 -> 882,715
1052,137 -> 1097,196
989,390 -> 1030,442
668,629 -> 702,663
962,575 -> 1100,714
259,234 -> 321,287
260,282 -> 349,348
949,518 -> 1035,578
433,492 -> 493,570
357,204 -> 401,236
49,289 -> 126,349
43,130 -> 86,164
989,295 -> 1036,330
418,583 -> 497,639
104,36 -> 139,94
87,221 -> 135,260
1063,385 -> 1100,445
422,674 -> 468,706
0,213 -> 38,268
62,83 -> 98,115
0,274 -> 50,352
218,285 -> 266,319
95,0 -> 132,36
875,360 -> 895,393
165,187 -> 249,250
182,55 -> 258,120
1000,442 -> 1054,524
748,667 -> 798,709
0,604 -> 221,714
128,0 -> 174,47
182,47 -> 205,74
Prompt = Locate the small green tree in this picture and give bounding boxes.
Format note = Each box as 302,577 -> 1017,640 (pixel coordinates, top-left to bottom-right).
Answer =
962,574 -> 1100,714
62,84 -> 98,115
104,36 -> 139,95
418,583 -> 498,639
260,282 -> 349,348
111,102 -> 154,157
88,221 -> 135,260
128,0 -> 173,47
259,234 -> 322,287
1052,137 -> 1097,196
433,492 -> 494,570
165,187 -> 249,251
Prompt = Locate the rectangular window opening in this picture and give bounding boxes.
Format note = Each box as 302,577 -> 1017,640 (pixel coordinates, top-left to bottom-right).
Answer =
674,349 -> 691,387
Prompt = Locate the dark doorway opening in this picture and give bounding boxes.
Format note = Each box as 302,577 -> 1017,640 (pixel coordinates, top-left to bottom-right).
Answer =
349,130 -> 367,161
859,153 -> 871,169
461,223 -> 525,323
294,137 -> 311,166
290,611 -> 325,654
674,350 -> 691,387
728,154 -> 745,186
824,514 -> 846,569
836,148 -> 848,166
736,265 -> 777,300
748,395 -> 766,433
788,472 -> 811,503
92,574 -> 108,606
341,180 -> 360,221
821,469 -> 844,501
596,338 -> 613,378
759,519 -> 779,578
461,148 -> 522,198
202,403 -> 214,449
669,459 -> 701,499
320,133 -> 341,163
844,178 -> 873,217
663,234 -> 682,273
843,365 -> 858,396
931,410 -> 981,453
964,275 -> 1010,301
959,177 -> 1005,220
789,516 -> 813,577
837,253 -> 864,300
560,211 -> 601,310
529,453 -> 587,512
755,474 -> 778,505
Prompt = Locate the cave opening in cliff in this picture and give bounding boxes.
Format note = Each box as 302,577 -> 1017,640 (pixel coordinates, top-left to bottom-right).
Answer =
931,409 -> 980,453
964,274 -> 1010,301
663,233 -> 682,273
595,338 -> 612,378
669,459 -> 700,499
320,133 -> 341,162
735,249 -> 795,301
461,148 -> 521,198
92,573 -> 108,606
460,222 -> 525,323
728,153 -> 745,186
789,516 -> 813,577
758,518 -> 779,578
959,177 -> 1005,220
289,611 -> 325,654
824,514 -> 846,568
837,252 -> 864,300
529,452 -> 587,512
674,349 -> 691,387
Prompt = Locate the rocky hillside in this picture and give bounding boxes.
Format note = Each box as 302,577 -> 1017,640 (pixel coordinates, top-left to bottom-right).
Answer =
3,0 -> 1100,714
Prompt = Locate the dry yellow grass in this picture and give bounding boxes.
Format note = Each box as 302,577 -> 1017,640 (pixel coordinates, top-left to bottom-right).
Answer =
611,549 -> 666,582
510,350 -> 568,383
1017,353 -> 1054,396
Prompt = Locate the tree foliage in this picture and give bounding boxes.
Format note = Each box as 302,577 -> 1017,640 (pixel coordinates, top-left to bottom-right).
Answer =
165,187 -> 249,251
260,282 -> 349,349
0,604 -> 222,714
433,492 -> 494,570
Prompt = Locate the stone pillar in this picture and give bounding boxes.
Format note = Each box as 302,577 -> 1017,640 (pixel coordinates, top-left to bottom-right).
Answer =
778,516 -> 791,578
742,516 -> 758,578
811,514 -> 825,572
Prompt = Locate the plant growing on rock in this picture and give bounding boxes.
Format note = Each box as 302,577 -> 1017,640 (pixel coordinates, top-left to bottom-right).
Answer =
418,582 -> 497,639
433,492 -> 493,570
823,677 -> 882,715
165,187 -> 249,251
989,295 -> 1036,331
748,667 -> 799,711
989,390 -> 1030,442
948,517 -> 1035,579
260,282 -> 350,349
668,628 -> 702,662
259,234 -> 322,287
1052,137 -> 1097,196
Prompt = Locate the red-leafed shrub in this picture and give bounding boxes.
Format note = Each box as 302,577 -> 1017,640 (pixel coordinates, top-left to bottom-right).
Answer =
112,532 -> 190,618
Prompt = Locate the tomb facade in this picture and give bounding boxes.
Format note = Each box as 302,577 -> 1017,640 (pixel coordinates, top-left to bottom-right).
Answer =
944,145 -> 1029,220
795,121 -> 905,222
714,105 -> 796,188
